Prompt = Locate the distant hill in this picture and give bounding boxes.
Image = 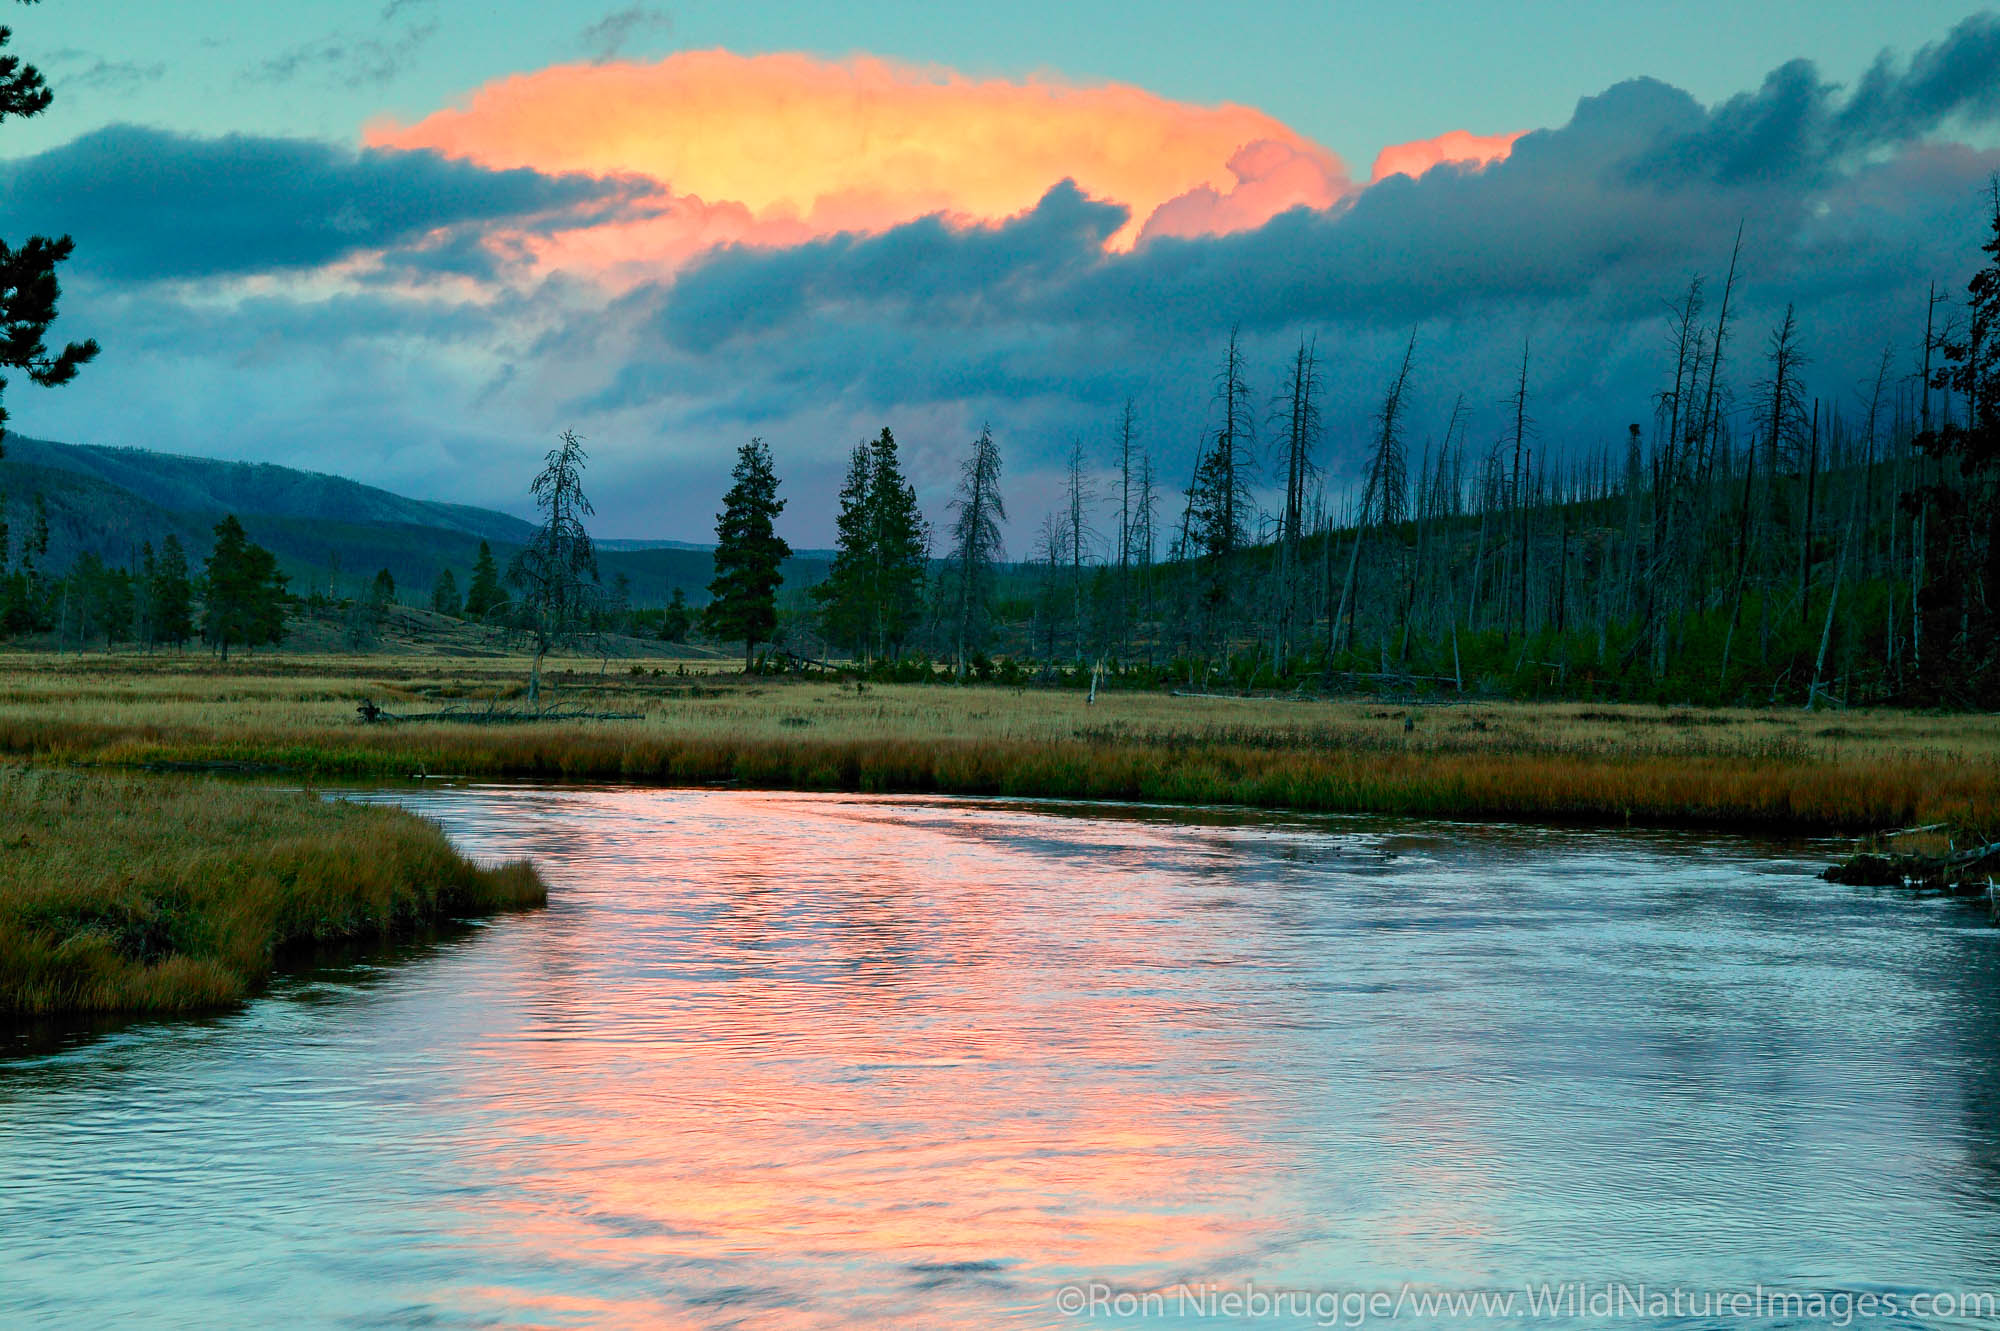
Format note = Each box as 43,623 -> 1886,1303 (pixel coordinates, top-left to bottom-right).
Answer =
595,536 -> 713,553
596,535 -> 837,561
0,432 -> 828,607
2,435 -> 538,545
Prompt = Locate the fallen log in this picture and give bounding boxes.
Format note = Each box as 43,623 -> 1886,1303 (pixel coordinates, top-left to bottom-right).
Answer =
1823,836 -> 2000,893
357,701 -> 643,725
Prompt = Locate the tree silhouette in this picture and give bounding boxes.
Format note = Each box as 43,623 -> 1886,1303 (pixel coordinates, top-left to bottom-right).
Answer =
147,535 -> 193,648
463,540 -> 502,619
0,4 -> 97,441
705,437 -> 790,671
946,424 -> 1006,674
659,587 -> 692,643
430,568 -> 462,618
201,516 -> 288,660
1908,175 -> 2000,702
866,427 -> 928,659
814,427 -> 927,663
507,429 -> 600,702
813,439 -> 874,656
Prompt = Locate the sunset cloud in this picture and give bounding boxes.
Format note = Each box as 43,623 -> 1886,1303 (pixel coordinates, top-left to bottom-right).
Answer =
364,49 -> 1353,262
33,16 -> 2000,543
1368,128 -> 1524,183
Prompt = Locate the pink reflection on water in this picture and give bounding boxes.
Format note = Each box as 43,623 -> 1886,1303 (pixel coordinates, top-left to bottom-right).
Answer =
420,793 -> 1319,1326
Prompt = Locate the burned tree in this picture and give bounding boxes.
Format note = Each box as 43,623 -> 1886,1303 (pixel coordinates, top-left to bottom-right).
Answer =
507,429 -> 601,702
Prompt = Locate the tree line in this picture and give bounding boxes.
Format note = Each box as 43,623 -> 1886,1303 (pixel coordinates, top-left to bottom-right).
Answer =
665,183 -> 2000,707
0,507 -> 289,658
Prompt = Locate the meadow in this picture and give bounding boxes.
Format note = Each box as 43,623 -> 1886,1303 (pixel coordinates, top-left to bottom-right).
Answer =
0,762 -> 545,1014
2,649 -> 1996,836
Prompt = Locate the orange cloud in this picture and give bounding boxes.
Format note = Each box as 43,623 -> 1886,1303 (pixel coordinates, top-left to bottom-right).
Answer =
1369,128 -> 1524,183
1138,137 -> 1348,244
365,50 -> 1351,264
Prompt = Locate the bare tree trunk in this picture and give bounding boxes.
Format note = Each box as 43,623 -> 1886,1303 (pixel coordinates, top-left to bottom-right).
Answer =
1800,400 -> 1818,629
1335,527 -> 1365,660
1809,447 -> 1862,707
1719,441 -> 1757,688
1502,343 -> 1529,642
1116,399 -> 1134,661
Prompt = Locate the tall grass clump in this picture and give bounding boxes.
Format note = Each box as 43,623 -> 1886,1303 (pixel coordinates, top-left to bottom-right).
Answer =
0,764 -> 545,1015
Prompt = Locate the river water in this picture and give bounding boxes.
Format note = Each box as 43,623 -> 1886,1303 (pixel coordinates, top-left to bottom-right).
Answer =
4,787 -> 2000,1329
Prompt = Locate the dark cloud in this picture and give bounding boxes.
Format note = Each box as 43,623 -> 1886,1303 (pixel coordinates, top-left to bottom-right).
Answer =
655,182 -> 1127,353
556,27 -> 2000,533
1636,12 -> 2000,186
0,125 -> 647,281
244,18 -> 436,89
42,49 -> 167,96
635,25 -> 2000,375
579,6 -> 674,62
1836,13 -> 2000,150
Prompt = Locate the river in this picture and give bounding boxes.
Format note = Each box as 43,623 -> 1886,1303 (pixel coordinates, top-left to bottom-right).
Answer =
4,787 -> 2000,1328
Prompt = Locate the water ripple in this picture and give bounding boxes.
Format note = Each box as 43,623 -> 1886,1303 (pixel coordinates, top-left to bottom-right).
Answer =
5,788 -> 2000,1328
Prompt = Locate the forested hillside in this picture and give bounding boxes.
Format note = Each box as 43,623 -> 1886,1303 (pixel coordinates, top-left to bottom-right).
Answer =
802,195 -> 2000,710
0,434 -> 830,625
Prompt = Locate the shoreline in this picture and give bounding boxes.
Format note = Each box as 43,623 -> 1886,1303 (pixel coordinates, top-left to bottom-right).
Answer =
4,721 -> 1992,836
3,654 -> 1995,840
0,765 -> 546,1016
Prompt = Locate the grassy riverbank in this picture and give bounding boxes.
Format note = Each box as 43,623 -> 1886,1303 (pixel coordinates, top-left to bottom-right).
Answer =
0,764 -> 545,1015
2,652 -> 1996,835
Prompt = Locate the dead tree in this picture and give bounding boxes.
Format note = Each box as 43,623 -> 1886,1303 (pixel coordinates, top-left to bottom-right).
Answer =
1334,332 -> 1415,656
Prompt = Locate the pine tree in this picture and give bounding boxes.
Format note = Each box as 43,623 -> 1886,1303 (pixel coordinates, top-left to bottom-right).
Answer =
1187,330 -> 1255,565
814,428 -> 928,662
149,534 -> 193,648
813,439 -> 874,658
659,587 -> 692,643
134,541 -> 156,646
200,516 -> 288,660
0,17 -> 98,440
866,427 -> 928,660
1182,330 -> 1256,656
947,424 -> 1006,674
463,540 -> 502,619
431,568 -> 462,617
67,552 -> 131,649
607,571 -> 633,633
705,437 -> 790,671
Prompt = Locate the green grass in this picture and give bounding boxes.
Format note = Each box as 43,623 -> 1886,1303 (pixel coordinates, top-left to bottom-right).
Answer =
0,764 -> 545,1014
2,653 -> 1996,837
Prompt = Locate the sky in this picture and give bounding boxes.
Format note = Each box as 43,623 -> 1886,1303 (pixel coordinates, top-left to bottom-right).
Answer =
4,1 -> 1999,542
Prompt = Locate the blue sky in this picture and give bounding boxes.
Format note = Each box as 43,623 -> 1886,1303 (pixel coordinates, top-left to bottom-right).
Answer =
5,2 -> 1999,542
10,1 -> 1986,164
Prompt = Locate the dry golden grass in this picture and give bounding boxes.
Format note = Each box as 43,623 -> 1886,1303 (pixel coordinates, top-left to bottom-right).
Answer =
1,650 -> 1996,835
0,762 -> 545,1014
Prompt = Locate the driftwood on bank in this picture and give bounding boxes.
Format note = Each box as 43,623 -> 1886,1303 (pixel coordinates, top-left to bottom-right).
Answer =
356,700 -> 642,725
1823,834 -> 2000,905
